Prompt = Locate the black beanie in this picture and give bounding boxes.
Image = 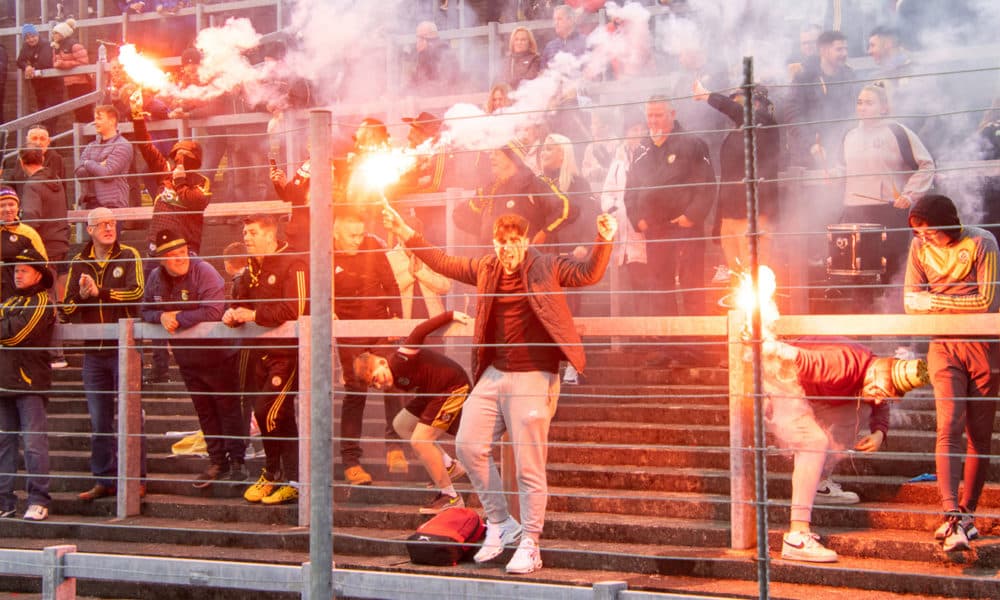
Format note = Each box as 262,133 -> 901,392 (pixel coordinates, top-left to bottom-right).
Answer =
909,194 -> 962,241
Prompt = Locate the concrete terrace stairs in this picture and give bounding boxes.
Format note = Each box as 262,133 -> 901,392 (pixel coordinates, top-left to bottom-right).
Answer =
4,293 -> 1000,596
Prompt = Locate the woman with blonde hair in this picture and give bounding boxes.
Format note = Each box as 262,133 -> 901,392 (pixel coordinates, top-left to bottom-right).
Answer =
505,27 -> 541,89
840,82 -> 934,286
485,82 -> 512,114
537,134 -> 598,382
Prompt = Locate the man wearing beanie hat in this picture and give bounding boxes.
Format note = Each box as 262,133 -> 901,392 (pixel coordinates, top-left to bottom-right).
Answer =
127,90 -> 211,256
0,246 -> 56,521
140,230 -> 246,487
904,193 -> 1000,552
50,19 -> 94,123
761,338 -> 930,563
0,186 -> 49,303
15,23 -> 62,132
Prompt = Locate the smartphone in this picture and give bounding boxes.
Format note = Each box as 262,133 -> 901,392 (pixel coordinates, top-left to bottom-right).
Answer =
269,158 -> 277,168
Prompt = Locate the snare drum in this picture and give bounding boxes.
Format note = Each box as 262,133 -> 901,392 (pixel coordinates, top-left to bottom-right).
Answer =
826,223 -> 887,276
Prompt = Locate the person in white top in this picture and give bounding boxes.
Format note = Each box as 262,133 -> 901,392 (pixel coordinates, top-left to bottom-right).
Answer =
840,83 -> 935,284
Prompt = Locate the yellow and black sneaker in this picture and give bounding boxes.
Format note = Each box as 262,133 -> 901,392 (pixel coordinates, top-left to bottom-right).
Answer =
419,492 -> 465,515
243,470 -> 276,503
344,465 -> 373,486
261,485 -> 299,505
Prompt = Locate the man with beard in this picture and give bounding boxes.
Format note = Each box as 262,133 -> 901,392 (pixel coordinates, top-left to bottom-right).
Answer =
223,215 -> 308,506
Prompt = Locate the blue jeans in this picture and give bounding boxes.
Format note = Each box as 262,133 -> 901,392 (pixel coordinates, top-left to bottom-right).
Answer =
0,394 -> 51,510
82,351 -> 147,488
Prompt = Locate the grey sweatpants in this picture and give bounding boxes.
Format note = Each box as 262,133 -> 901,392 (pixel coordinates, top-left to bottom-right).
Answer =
455,366 -> 559,538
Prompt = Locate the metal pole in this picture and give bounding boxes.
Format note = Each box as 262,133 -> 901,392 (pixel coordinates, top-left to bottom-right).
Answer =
742,55 -> 770,600
15,3 -> 24,123
96,45 -> 107,103
487,21 -> 499,88
307,109 -> 334,600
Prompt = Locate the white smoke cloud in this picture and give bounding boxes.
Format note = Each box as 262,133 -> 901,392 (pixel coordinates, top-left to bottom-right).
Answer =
441,1 -> 652,153
180,17 -> 263,102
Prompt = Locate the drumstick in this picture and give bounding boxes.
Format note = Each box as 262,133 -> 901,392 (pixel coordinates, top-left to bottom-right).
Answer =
851,192 -> 893,204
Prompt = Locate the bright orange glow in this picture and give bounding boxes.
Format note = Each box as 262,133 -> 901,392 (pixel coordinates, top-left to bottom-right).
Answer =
735,265 -> 779,331
118,44 -> 171,91
353,149 -> 417,193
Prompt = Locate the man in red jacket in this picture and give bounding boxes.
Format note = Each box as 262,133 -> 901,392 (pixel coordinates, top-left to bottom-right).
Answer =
763,339 -> 929,563
383,204 -> 616,575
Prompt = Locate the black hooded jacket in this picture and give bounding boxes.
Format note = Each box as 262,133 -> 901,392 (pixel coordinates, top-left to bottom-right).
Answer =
21,167 -> 70,259
132,117 -> 211,253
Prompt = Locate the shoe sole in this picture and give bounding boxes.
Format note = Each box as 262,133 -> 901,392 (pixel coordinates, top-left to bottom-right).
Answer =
943,539 -> 970,552
505,558 -> 542,574
419,503 -> 462,515
781,549 -> 837,563
261,496 -> 298,505
936,526 -> 978,541
814,495 -> 860,505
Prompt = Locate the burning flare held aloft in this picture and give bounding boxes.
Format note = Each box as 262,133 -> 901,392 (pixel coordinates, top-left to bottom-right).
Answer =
351,148 -> 418,196
118,44 -> 173,93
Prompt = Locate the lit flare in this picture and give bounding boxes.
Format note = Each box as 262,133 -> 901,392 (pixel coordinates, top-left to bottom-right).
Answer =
735,265 -> 779,335
353,148 -> 417,193
118,44 -> 172,92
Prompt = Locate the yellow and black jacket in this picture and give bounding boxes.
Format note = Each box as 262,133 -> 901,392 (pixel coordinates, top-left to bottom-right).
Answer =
60,240 -> 145,351
0,280 -> 54,395
0,221 -> 47,302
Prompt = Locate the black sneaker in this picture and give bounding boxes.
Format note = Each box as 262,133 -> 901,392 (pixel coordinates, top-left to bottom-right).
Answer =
193,464 -> 227,489
143,371 -> 171,385
226,462 -> 249,482
419,493 -> 465,515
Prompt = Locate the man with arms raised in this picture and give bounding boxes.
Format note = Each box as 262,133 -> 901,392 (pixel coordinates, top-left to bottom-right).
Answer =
382,204 -> 616,575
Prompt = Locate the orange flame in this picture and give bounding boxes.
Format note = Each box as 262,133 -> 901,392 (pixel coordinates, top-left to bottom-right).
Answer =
118,44 -> 171,91
735,265 -> 779,334
353,149 -> 417,193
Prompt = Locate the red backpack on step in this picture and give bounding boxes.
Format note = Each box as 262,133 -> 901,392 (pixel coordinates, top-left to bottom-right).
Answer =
405,508 -> 486,566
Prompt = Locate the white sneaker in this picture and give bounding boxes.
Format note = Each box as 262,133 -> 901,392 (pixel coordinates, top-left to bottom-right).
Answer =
50,359 -> 68,369
474,516 -> 522,563
711,265 -> 732,284
781,530 -> 837,563
505,537 -> 542,574
934,514 -> 979,541
815,478 -> 859,504
941,517 -> 970,552
562,365 -> 579,385
23,504 -> 49,521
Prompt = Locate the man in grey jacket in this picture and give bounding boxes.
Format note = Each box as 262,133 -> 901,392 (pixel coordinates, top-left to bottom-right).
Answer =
383,205 -> 616,575
74,105 -> 133,210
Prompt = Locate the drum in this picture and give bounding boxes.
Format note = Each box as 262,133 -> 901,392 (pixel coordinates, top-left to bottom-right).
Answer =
826,223 -> 887,276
